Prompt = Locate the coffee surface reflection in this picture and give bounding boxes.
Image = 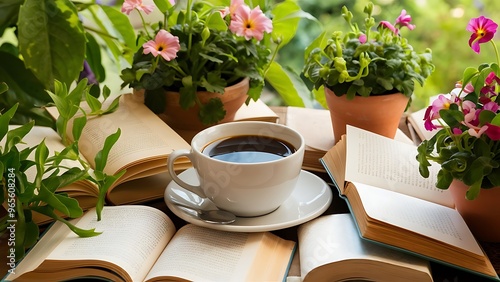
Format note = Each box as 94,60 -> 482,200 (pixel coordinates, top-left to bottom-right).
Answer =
203,135 -> 295,163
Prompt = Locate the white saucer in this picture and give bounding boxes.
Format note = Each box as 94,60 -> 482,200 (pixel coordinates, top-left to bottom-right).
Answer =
164,168 -> 333,232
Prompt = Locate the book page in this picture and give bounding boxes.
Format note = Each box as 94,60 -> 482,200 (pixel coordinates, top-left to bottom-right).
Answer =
145,224 -> 295,282
354,182 -> 483,256
233,99 -> 279,123
298,214 -> 431,281
285,107 -> 334,152
345,125 -> 454,207
4,218 -> 74,281
46,206 -> 176,281
64,94 -> 191,176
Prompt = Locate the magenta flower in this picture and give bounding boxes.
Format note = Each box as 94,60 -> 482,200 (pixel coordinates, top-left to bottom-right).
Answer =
485,124 -> 500,140
466,16 -> 498,54
142,29 -> 180,61
121,0 -> 155,15
378,21 -> 398,35
359,34 -> 367,44
229,5 -> 272,41
423,94 -> 460,131
395,9 -> 415,30
485,72 -> 500,85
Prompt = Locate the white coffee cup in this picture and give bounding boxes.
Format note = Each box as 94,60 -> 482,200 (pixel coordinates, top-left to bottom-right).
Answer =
167,121 -> 305,217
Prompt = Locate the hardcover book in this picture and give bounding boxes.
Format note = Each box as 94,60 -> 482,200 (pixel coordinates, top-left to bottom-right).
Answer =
5,206 -> 296,282
320,125 -> 499,280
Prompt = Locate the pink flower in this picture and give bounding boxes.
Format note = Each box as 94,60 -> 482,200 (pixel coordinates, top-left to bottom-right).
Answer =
395,9 -> 415,30
230,0 -> 245,15
463,83 -> 475,94
359,34 -> 367,44
142,29 -> 180,61
468,125 -> 488,138
219,7 -> 230,18
483,101 -> 499,113
466,16 -> 498,54
229,5 -> 272,41
121,0 -> 155,15
379,21 -> 398,35
423,94 -> 459,131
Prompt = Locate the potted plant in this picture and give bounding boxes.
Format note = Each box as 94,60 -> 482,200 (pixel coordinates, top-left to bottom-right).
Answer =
1,80 -> 123,261
0,0 -> 138,127
119,0 -> 312,130
416,15 -> 500,242
302,2 -> 435,143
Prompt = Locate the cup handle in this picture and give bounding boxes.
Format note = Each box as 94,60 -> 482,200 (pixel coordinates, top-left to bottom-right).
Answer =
168,149 -> 207,198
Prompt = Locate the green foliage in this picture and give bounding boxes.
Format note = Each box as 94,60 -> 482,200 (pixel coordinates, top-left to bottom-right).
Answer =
0,80 -> 123,260
0,0 -> 133,126
302,2 -> 435,109
120,0 -> 315,124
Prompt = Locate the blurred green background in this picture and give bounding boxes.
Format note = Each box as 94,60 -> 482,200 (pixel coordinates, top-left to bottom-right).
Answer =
272,0 -> 499,112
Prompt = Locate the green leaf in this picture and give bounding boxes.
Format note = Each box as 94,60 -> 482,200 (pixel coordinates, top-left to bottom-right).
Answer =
31,206 -> 101,237
206,12 -> 227,31
94,129 -> 121,173
85,92 -> 103,114
0,52 -> 54,127
100,5 -> 138,54
0,0 -> 23,35
23,221 -> 40,249
84,32 -> 106,82
102,96 -> 121,115
0,103 -> 18,141
5,121 -> 34,152
95,170 -> 126,220
465,181 -> 482,200
72,115 -> 87,141
42,167 -> 88,192
265,61 -> 311,107
153,0 -> 170,13
271,1 -> 315,48
461,67 -> 479,88
18,0 -> 86,89
36,184 -> 70,216
53,194 -> 84,218
490,111 -> 500,126
199,98 -> 225,125
86,5 -> 126,65
304,31 -> 327,62
34,140 -> 49,180
0,82 -> 7,94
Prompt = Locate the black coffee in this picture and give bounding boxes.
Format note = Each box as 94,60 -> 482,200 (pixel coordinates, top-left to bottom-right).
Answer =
203,135 -> 295,163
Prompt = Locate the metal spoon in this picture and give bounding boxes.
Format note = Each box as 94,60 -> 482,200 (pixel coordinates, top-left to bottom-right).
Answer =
171,200 -> 236,225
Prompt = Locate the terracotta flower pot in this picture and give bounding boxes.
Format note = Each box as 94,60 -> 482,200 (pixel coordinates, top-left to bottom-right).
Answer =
324,87 -> 409,144
133,78 -> 249,139
448,180 -> 500,242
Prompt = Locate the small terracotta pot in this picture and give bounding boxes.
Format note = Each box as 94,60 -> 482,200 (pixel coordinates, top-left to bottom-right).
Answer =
324,87 -> 409,144
133,78 -> 249,138
448,179 -> 500,242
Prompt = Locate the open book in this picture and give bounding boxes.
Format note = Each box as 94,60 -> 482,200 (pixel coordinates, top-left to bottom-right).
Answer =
280,106 -> 413,172
320,125 -> 499,280
298,213 -> 433,281
43,94 -> 192,207
5,205 -> 296,282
